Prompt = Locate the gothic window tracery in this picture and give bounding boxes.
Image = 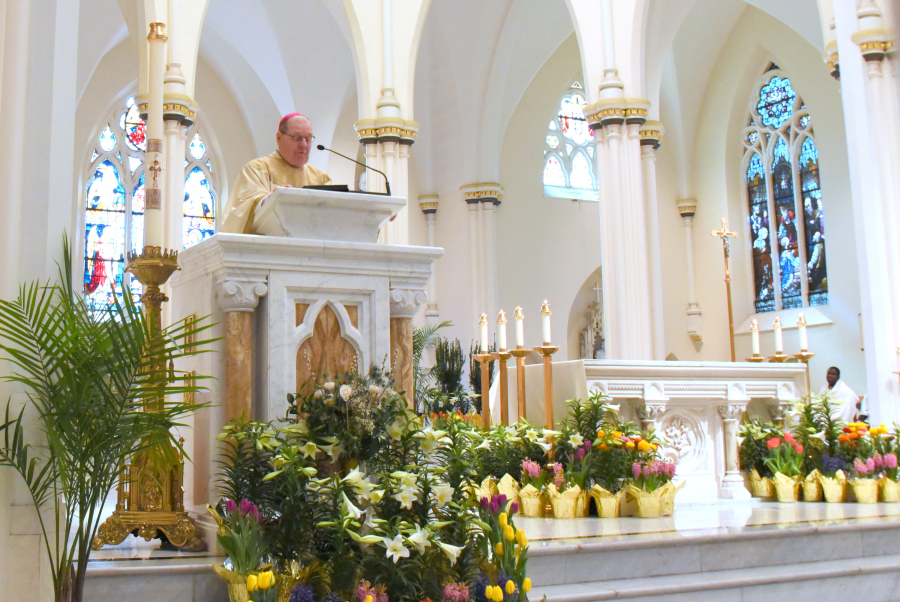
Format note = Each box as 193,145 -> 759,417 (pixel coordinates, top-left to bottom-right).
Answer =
543,81 -> 598,201
83,95 -> 218,311
742,68 -> 828,313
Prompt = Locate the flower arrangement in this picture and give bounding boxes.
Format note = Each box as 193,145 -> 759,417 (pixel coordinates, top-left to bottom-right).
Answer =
519,460 -> 547,490
630,459 -> 676,493
216,499 -> 267,575
762,431 -> 804,477
248,570 -> 278,602
475,495 -> 530,602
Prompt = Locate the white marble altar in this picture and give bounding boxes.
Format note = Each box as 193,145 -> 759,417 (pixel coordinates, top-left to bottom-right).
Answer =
584,360 -> 807,503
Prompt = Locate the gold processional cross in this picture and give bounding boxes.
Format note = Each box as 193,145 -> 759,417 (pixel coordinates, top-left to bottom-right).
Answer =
711,217 -> 738,362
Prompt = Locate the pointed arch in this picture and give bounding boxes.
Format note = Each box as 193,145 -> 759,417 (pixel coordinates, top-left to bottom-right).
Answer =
543,80 -> 598,201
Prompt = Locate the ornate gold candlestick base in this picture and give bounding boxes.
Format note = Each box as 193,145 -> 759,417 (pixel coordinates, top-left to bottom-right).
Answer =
767,353 -> 790,363
510,348 -> 531,421
474,353 -> 493,429
492,351 -> 512,425
93,246 -> 204,552
793,350 -> 816,395
534,345 -> 559,428
746,354 -> 765,363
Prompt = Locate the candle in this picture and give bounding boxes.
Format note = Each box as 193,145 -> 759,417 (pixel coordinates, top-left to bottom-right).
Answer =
497,310 -> 507,351
479,313 -> 489,352
514,306 -> 524,348
144,22 -> 167,248
773,317 -> 783,354
751,319 -> 760,356
797,314 -> 808,351
541,300 -> 552,345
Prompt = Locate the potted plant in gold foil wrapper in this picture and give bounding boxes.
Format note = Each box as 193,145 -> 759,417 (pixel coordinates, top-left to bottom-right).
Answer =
763,432 -> 803,503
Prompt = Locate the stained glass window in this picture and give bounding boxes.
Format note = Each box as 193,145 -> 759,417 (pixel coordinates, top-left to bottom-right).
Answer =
544,81 -> 598,201
742,68 -> 827,313
83,95 -> 219,311
182,131 -> 217,249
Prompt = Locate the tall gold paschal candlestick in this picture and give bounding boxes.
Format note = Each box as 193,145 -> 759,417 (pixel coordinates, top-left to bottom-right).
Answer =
534,345 -> 558,428
475,313 -> 491,428
492,350 -> 512,425
711,217 -> 738,362
510,306 -> 529,421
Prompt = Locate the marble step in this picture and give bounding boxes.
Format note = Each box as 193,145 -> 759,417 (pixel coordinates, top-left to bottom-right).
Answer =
84,557 -> 226,602
530,553 -> 900,602
528,517 -> 900,587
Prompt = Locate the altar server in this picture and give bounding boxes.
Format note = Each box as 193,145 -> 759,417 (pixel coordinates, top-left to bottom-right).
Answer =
819,366 -> 860,423
222,113 -> 332,234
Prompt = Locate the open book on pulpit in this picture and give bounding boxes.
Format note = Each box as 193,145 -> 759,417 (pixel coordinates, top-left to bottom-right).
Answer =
252,187 -> 406,242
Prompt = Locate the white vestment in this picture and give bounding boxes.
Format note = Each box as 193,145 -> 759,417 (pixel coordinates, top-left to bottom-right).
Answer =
819,380 -> 859,423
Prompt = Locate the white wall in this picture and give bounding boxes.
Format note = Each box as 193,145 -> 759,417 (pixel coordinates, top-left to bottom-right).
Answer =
655,6 -> 864,393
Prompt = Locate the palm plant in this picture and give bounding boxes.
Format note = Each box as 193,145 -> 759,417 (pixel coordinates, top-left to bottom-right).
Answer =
0,240 -> 213,602
412,320 -> 450,411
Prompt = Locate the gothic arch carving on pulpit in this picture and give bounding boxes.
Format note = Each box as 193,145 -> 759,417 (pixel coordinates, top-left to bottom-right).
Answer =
293,300 -> 364,391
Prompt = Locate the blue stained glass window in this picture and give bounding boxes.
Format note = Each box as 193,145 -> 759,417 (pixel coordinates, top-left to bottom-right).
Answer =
99,125 -> 116,152
91,149 -> 99,162
183,166 -> 216,248
128,156 -> 142,174
189,132 -> 206,160
546,135 -> 560,149
120,97 -> 146,151
772,138 -> 801,309
206,160 -> 213,173
570,152 -> 593,189
84,160 -> 126,311
800,137 -> 827,306
747,154 -> 774,313
757,76 -> 796,129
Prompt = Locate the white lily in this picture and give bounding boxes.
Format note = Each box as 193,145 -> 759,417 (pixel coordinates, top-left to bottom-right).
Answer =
342,492 -> 362,519
393,485 -> 417,510
476,439 -> 491,450
300,441 -> 320,459
420,429 -> 450,455
432,484 -> 455,508
569,433 -> 584,448
607,404 -> 621,413
356,477 -> 376,499
438,541 -> 462,565
367,489 -> 385,505
542,429 -> 562,441
363,506 -> 377,529
524,429 -> 539,441
505,426 -> 518,438
533,440 -> 551,452
342,467 -> 364,485
406,525 -> 431,554
383,534 -> 410,563
386,419 -> 405,441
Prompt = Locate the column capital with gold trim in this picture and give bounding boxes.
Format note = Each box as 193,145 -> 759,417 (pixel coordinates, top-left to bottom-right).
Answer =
585,98 -> 650,131
640,120 -> 665,150
138,92 -> 198,126
460,182 -> 503,206
355,117 -> 419,146
419,194 -> 439,214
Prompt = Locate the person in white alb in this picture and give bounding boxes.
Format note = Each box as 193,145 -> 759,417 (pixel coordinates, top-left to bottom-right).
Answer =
819,366 -> 860,423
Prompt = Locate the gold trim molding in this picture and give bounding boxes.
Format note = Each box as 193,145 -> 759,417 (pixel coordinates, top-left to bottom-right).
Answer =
148,22 -> 168,42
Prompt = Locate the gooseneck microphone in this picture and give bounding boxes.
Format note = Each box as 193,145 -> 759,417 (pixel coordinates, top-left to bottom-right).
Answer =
316,144 -> 391,196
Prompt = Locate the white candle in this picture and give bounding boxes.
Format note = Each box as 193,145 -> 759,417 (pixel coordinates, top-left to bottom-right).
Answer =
541,300 -> 552,345
497,310 -> 507,351
144,22 -> 167,248
797,314 -> 808,351
479,313 -> 489,352
751,319 -> 760,356
773,317 -> 783,354
514,306 -> 524,348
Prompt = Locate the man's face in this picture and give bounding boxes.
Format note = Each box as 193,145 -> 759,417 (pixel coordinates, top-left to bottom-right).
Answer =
276,116 -> 314,168
826,367 -> 839,388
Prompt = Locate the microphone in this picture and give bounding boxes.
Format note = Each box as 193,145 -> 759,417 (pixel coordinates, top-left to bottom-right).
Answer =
316,144 -> 391,196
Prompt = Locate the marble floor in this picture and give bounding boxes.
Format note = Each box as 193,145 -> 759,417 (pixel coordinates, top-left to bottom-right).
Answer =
517,499 -> 900,546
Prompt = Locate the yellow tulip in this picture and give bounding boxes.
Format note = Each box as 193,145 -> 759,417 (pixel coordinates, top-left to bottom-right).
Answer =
523,578 -> 532,593
364,596 -> 373,602
495,542 -> 504,555
505,525 -> 516,541
257,571 -> 269,590
499,512 -> 508,528
505,580 -> 516,595
516,528 -> 528,547
246,574 -> 258,592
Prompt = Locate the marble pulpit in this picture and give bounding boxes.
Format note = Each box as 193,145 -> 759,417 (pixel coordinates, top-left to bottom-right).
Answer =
169,189 -> 442,509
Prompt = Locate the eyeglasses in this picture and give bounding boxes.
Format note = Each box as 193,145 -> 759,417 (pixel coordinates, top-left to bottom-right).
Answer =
281,133 -> 315,144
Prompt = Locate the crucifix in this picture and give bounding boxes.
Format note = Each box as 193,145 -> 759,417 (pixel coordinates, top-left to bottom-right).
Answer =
592,282 -> 602,302
711,217 -> 738,362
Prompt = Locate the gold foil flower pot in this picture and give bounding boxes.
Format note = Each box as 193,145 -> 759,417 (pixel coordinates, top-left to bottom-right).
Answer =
575,491 -> 591,517
589,485 -> 624,518
772,472 -> 800,503
818,470 -> 847,503
626,483 -> 664,518
498,473 -> 520,511
213,564 -> 250,602
851,478 -> 878,504
879,476 -> 900,503
474,476 -> 499,501
749,469 -> 775,498
549,484 -> 582,519
660,480 -> 685,516
802,470 -> 822,502
519,484 -> 546,518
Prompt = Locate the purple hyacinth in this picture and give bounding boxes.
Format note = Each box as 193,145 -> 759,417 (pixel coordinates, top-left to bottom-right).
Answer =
289,584 -> 315,602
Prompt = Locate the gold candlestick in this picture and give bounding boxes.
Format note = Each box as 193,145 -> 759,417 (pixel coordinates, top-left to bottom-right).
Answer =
793,350 -> 816,395
767,353 -> 791,362
534,345 -> 559,428
746,353 -> 765,363
510,348 -> 531,421
474,353 -> 493,429
492,351 -> 512,425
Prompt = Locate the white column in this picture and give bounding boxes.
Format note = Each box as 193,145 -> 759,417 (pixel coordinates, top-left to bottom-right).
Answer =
419,195 -> 439,319
641,123 -> 665,359
677,200 -> 703,343
462,184 -> 503,329
718,403 -> 751,499
833,0 -> 900,422
467,201 -> 481,322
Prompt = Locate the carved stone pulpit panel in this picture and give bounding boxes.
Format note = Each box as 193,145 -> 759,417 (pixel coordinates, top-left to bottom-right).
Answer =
296,302 -> 360,390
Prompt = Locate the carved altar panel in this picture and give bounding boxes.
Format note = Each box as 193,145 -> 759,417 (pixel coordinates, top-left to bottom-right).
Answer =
296,303 -> 360,390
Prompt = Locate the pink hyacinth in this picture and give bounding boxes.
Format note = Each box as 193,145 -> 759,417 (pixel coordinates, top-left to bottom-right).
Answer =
667,462 -> 677,478
885,453 -> 898,469
874,453 -> 884,469
866,457 -> 876,472
522,460 -> 541,478
551,463 -> 563,475
643,465 -> 651,478
553,475 -> 565,488
632,462 -> 642,480
854,458 -> 868,475
443,582 -> 469,602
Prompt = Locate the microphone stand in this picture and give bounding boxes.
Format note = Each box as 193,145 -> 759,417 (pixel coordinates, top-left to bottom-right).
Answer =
316,144 -> 392,196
